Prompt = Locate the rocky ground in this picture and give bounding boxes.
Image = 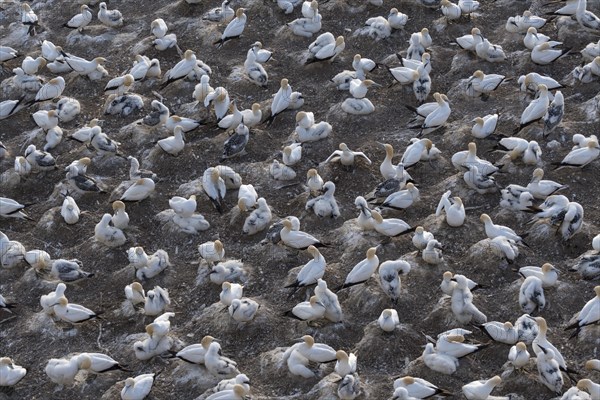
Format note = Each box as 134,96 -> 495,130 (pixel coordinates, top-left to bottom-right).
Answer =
1,0 -> 599,399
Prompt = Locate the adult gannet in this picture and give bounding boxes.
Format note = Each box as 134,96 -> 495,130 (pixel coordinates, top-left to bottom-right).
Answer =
0,197 -> 32,220
45,354 -> 92,386
53,297 -> 101,324
451,274 -> 487,323
474,35 -> 506,63
519,263 -> 558,288
306,169 -> 324,195
150,18 -> 168,39
65,5 -> 92,32
421,343 -> 459,375
517,83 -> 550,132
393,376 -> 452,398
378,309 -> 400,332
531,42 -> 570,65
285,295 -> 326,322
205,342 -> 239,377
478,321 -> 519,344
305,181 -> 340,218
380,182 -> 420,210
267,78 -> 292,125
202,167 -> 226,213
480,214 -> 527,245
308,279 -> 341,323
161,50 -> 196,88
124,282 -> 145,306
280,219 -> 326,249
286,349 -> 313,378
219,102 -> 243,130
306,36 -> 345,64
436,192 -> 465,227
462,376 -> 502,400
524,27 -> 561,50
176,335 -> 215,364
555,141 -> 599,169
531,317 -> 575,377
32,109 -> 58,132
40,283 -> 67,315
576,0 -> 600,31
576,380 -> 599,399
214,8 -> 246,49
120,179 -> 155,202
322,143 -> 371,170
203,0 -> 234,22
370,210 -> 414,237
29,77 -> 65,106
121,373 -> 156,400
337,247 -> 379,290
352,54 -> 377,80
455,27 -> 481,51
282,143 -> 302,166
21,2 -> 39,36
506,342 -> 531,370
401,138 -> 432,168
198,240 -> 225,267
287,12 -> 322,38
412,226 -> 434,251
144,286 -> 170,316
452,142 -> 498,175
564,285 -> 600,339
293,335 -> 336,362
467,70 -> 508,98
440,0 -> 461,20
220,281 -> 244,306
284,245 -> 327,294
335,350 -> 357,377
0,46 -> 18,63
0,358 -> 26,386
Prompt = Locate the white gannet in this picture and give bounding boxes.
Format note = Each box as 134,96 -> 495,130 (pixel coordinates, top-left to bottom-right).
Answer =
464,165 -> 498,194
220,282 -> 244,306
577,379 -> 600,399
242,198 -> 272,235
335,350 -> 357,377
355,196 -> 375,231
219,102 -> 243,130
282,143 -> 302,166
436,333 -> 486,358
161,50 -> 196,88
125,282 -> 145,306
165,115 -> 201,133
229,297 -> 258,323
306,181 -> 340,218
205,342 -> 240,377
479,321 -> 519,344
412,226 -> 434,251
564,285 -> 600,339
280,219 -> 326,249
370,210 -> 413,237
393,376 -> 451,398
240,103 -> 261,127
417,93 -> 450,134
127,247 -> 149,269
0,46 -> 18,63
104,74 -> 135,96
531,317 -> 573,376
380,182 -> 420,210
65,5 -> 92,32
144,286 -> 170,316
45,354 -> 92,386
582,39 -> 600,61
555,141 -> 599,169
518,83 -> 550,132
40,283 -> 67,315
474,35 -> 506,63
388,8 -> 408,29
32,109 -> 58,131
337,247 -> 379,290
214,8 -> 247,48
78,353 -> 128,374
531,42 -> 570,65
193,75 -> 214,105
422,239 -> 444,265
24,144 -> 56,171
507,341 -> 530,369
97,2 -> 123,27
306,169 -> 324,194
170,195 -> 197,219
294,335 -> 336,362
55,97 -> 80,123
349,79 -> 380,99
14,156 -> 32,177
462,376 -> 502,400
0,197 -> 32,220
378,259 -> 411,304
285,295 -> 325,322
441,0 -> 461,20
121,373 -> 156,400
109,201 -> 129,230
268,78 -> 292,125
421,343 -> 459,375
436,192 -> 465,227
467,70 -> 507,99
519,263 -> 558,288
21,56 -> 46,75
285,245 -> 326,291
287,349 -> 313,378
94,214 -> 126,247
21,2 -> 39,36
53,297 -> 100,324
287,12 -> 322,38
536,346 -> 563,394
490,236 -> 520,263
202,167 -> 226,213
29,77 -> 65,106
576,0 -> 600,31
306,36 -> 345,65
452,142 -> 498,175
401,138 -> 432,168
151,18 -> 168,38
527,169 -> 567,200
0,98 -> 25,120
176,335 -> 215,364
480,214 -> 527,245
314,278 -> 343,322
524,27 -> 561,50
206,384 -> 247,400
352,54 -> 377,80
378,309 -> 400,332
455,27 -> 481,51
0,357 -> 26,386
451,274 -> 487,323
60,195 -> 80,225
156,126 -> 185,156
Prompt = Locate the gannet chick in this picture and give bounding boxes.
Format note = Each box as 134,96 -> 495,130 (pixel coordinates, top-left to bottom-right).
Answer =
209,260 -> 246,285
451,274 -> 487,323
125,282 -> 145,306
305,181 -> 340,218
564,285 -> 600,339
412,226 -> 434,251
378,309 -> 400,332
338,374 -> 361,400
490,236 -> 519,263
94,214 -> 126,247
0,357 -> 26,386
422,240 -> 444,265
0,233 -> 25,269
137,250 -> 171,280
60,195 -> 80,225
97,2 -> 123,27
144,286 -> 170,316
536,346 -> 563,394
89,129 -> 122,156
42,258 -> 93,282
205,342 -> 240,377
462,376 -> 502,400
127,247 -> 148,269
393,376 -> 452,398
242,198 -> 272,235
314,278 -> 343,322
220,282 -> 244,306
24,144 -> 56,171
370,210 -> 414,237
53,297 -> 101,324
203,0 -> 235,22
214,8 -> 247,49
244,50 -> 268,87
378,259 -> 411,304
14,156 -> 31,177
45,354 -> 92,386
0,197 -> 33,220
285,295 -> 326,323
121,373 -> 156,400
478,321 -> 518,344
221,123 -> 249,161
228,297 -> 259,323
421,343 -> 458,375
